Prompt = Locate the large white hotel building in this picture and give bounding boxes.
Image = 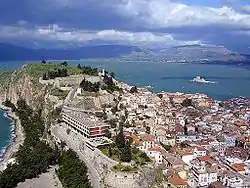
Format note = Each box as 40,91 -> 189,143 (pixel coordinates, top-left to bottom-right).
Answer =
62,106 -> 110,138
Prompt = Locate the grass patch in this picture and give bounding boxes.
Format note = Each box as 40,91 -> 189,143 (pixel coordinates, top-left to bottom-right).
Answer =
25,63 -> 82,78
132,148 -> 151,166
51,88 -> 70,100
98,145 -> 121,162
112,163 -> 138,173
98,145 -> 151,166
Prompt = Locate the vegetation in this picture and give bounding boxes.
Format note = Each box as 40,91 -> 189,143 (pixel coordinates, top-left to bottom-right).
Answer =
77,64 -> 98,76
112,164 -> 138,173
51,88 -> 70,100
130,86 -> 138,93
43,68 -> 68,80
25,63 -> 81,78
0,100 -> 58,188
0,100 -> 91,188
60,61 -> 68,67
2,99 -> 17,111
80,79 -> 100,92
102,73 -> 121,93
120,141 -> 132,162
160,142 -> 171,152
181,98 -> 193,107
56,149 -> 92,188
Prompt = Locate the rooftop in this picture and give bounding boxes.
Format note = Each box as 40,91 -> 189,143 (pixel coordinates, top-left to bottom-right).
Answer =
62,106 -> 109,128
169,174 -> 187,186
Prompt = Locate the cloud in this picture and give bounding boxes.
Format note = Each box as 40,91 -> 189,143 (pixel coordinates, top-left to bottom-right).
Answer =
113,0 -> 250,29
0,25 -> 201,48
221,0 -> 238,5
242,5 -> 250,14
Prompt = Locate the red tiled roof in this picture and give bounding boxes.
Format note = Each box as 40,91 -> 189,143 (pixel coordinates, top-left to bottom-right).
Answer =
169,174 -> 187,186
195,146 -> 207,152
140,134 -> 155,142
197,156 -> 215,163
147,146 -> 162,152
230,163 -> 245,172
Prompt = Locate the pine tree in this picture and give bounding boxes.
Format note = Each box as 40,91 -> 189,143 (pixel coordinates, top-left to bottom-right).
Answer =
115,125 -> 125,149
121,141 -> 132,162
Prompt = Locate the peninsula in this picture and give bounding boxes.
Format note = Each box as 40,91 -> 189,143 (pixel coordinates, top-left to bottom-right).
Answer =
0,61 -> 250,188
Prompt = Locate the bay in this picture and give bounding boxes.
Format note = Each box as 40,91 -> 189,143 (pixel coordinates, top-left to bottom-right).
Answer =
0,110 -> 12,160
0,61 -> 250,101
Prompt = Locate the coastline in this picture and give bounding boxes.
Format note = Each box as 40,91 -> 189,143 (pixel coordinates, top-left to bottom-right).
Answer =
0,101 -> 24,171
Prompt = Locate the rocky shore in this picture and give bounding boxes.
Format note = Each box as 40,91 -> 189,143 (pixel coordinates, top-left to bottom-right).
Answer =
0,101 -> 24,171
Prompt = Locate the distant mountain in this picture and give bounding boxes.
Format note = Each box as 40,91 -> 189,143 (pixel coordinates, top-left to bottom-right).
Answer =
121,44 -> 249,63
0,42 -> 249,62
0,43 -> 142,61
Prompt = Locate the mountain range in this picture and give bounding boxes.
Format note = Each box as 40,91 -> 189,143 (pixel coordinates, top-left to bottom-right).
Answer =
0,42 -> 249,63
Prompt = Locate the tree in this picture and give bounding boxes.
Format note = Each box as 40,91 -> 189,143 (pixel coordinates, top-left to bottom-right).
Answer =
182,98 -> 192,107
160,142 -> 171,152
110,72 -> 115,78
115,125 -> 125,149
61,61 -> 68,67
77,64 -> 81,69
41,60 -> 46,64
157,93 -> 163,99
105,128 -> 111,138
121,141 -> 132,162
130,86 -> 138,93
184,125 -> 188,135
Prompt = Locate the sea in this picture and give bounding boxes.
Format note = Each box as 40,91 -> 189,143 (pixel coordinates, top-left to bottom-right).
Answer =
0,60 -> 250,157
0,110 -> 13,161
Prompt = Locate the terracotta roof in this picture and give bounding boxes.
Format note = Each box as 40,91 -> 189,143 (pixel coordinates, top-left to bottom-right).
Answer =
197,156 -> 215,164
194,146 -> 207,152
147,146 -> 162,152
175,148 -> 193,156
169,174 -> 187,186
230,163 -> 245,172
140,134 -> 155,142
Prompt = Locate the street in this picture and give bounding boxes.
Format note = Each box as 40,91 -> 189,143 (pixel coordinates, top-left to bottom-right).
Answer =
51,126 -> 101,188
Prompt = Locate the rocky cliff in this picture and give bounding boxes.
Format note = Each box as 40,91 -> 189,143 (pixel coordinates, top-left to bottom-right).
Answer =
6,67 -> 49,108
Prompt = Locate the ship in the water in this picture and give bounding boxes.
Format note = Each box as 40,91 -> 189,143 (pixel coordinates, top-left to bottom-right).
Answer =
190,76 -> 217,84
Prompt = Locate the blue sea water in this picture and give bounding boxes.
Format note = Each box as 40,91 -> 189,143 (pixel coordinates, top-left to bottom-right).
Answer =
0,61 -> 250,101
0,110 -> 13,160
0,60 -> 250,156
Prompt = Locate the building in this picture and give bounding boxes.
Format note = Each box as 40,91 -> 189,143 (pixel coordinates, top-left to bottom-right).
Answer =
190,156 -> 218,187
62,106 -> 110,138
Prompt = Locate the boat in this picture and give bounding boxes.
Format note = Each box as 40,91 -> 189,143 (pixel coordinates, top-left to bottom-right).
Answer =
190,76 -> 216,84
146,85 -> 153,89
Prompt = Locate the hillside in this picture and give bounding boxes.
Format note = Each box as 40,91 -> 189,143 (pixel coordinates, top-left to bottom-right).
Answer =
0,42 -> 249,62
0,43 -> 141,61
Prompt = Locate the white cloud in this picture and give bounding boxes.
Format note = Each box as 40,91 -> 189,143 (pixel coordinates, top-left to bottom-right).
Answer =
0,25 -> 201,47
113,0 -> 250,28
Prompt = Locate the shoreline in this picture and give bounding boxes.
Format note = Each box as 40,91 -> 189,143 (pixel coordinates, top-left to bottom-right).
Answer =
0,102 -> 24,171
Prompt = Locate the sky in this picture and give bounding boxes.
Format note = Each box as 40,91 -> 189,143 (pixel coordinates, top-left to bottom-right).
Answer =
0,0 -> 250,53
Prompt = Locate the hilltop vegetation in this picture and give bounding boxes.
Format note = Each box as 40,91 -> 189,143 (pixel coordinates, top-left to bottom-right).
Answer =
25,61 -> 81,78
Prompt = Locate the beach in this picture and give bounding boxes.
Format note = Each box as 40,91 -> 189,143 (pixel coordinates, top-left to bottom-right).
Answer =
0,101 -> 24,171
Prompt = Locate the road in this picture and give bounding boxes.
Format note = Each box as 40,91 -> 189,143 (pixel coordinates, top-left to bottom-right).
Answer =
51,126 -> 101,188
